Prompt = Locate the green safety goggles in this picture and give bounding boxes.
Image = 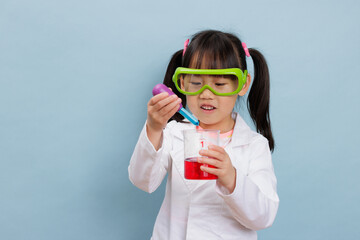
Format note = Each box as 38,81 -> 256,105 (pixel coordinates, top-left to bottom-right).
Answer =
172,67 -> 247,96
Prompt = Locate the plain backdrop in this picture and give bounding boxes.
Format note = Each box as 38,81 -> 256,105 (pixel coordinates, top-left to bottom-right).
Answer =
1,0 -> 359,239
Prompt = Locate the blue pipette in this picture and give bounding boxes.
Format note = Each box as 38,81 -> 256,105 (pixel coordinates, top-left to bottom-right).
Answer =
152,84 -> 199,126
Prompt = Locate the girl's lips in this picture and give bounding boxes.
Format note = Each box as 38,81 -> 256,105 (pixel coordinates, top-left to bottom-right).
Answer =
200,104 -> 216,111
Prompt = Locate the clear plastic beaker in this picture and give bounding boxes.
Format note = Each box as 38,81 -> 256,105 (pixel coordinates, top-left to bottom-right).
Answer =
183,129 -> 220,180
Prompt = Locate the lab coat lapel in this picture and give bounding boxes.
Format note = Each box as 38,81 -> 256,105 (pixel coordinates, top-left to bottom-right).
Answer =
230,113 -> 254,147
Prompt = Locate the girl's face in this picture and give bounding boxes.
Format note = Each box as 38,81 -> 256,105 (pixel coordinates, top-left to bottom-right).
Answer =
185,57 -> 251,132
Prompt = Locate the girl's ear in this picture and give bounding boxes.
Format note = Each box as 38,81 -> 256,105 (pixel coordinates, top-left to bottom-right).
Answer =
180,76 -> 185,90
238,73 -> 251,96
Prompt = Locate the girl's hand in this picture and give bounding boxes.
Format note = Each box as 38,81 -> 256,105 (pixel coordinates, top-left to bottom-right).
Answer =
198,145 -> 236,193
146,92 -> 181,150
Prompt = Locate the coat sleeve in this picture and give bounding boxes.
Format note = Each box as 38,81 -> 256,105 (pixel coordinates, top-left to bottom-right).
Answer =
128,122 -> 171,193
216,136 -> 279,231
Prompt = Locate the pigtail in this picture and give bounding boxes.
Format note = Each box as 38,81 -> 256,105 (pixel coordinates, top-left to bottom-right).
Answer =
247,48 -> 275,151
163,49 -> 186,122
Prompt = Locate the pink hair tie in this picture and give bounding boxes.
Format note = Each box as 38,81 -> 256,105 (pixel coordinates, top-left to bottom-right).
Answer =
242,42 -> 250,57
183,39 -> 190,56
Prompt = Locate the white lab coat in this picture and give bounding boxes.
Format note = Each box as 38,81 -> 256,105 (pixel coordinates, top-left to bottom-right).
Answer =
128,113 -> 279,240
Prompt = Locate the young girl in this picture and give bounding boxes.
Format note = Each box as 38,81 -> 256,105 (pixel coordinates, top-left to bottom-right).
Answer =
128,30 -> 279,240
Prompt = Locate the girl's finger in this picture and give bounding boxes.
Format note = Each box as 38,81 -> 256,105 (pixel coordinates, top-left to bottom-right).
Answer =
208,144 -> 226,153
164,100 -> 181,119
148,92 -> 169,106
158,97 -> 181,116
153,95 -> 179,113
200,165 -> 220,176
199,149 -> 224,161
197,157 -> 220,168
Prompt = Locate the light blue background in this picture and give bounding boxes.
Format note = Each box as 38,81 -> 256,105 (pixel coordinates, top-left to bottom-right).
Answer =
1,0 -> 359,239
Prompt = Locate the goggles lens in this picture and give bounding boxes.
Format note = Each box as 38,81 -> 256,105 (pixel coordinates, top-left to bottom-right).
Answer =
178,74 -> 239,94
172,68 -> 247,96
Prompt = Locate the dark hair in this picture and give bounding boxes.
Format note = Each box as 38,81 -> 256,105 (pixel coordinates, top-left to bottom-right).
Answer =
163,30 -> 274,151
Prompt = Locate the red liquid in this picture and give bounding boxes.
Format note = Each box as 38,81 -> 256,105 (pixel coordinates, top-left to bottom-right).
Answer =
184,157 -> 217,180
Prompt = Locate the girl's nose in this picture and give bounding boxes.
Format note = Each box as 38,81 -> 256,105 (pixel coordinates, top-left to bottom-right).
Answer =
199,88 -> 214,99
